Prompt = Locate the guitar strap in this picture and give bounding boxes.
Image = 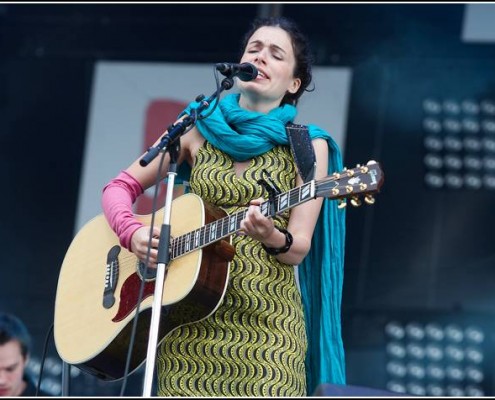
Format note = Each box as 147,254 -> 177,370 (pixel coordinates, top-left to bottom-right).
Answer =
285,122 -> 316,183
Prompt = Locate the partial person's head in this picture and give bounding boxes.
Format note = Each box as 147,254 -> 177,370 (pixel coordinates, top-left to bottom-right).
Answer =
0,313 -> 31,396
238,16 -> 314,109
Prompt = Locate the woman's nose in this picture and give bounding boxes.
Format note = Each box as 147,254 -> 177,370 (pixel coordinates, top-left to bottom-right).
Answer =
254,49 -> 267,64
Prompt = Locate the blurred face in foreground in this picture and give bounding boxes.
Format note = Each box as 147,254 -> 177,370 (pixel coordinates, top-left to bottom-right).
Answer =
0,340 -> 27,396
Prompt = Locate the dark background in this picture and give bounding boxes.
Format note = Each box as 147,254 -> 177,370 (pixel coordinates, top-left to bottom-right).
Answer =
1,2 -> 495,396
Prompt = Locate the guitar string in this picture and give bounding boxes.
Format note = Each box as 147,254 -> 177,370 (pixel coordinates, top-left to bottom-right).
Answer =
138,166 -> 375,265
168,168 -> 372,260
170,182 -> 304,259
169,169 -> 355,259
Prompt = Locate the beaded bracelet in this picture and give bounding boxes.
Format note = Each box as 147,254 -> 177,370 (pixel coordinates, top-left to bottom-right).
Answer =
261,227 -> 293,256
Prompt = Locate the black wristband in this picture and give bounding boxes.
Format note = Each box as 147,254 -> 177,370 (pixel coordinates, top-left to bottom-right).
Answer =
261,227 -> 293,256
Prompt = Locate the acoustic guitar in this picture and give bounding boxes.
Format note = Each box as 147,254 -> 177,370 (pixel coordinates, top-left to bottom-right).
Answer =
53,161 -> 384,381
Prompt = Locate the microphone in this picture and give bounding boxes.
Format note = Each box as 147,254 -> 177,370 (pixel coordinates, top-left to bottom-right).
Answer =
215,62 -> 259,82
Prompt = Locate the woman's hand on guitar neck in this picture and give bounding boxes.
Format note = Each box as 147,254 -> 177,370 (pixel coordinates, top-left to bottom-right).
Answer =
239,197 -> 286,249
130,225 -> 161,267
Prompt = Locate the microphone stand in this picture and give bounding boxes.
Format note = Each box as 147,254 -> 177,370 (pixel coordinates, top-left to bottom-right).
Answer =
140,76 -> 234,397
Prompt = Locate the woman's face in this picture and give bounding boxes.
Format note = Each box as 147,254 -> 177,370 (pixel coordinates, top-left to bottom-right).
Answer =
238,25 -> 301,111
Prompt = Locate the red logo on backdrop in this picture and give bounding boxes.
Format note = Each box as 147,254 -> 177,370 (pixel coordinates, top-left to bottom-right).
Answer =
135,99 -> 188,215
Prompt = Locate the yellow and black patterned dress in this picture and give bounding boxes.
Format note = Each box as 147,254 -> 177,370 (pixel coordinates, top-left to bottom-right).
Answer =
156,141 -> 308,397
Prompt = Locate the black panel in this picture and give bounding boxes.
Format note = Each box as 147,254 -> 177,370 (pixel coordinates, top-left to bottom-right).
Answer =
344,57 -> 495,310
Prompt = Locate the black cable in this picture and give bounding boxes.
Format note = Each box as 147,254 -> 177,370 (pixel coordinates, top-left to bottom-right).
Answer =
191,66 -> 223,122
35,323 -> 54,396
118,66 -> 225,396
119,149 -> 167,397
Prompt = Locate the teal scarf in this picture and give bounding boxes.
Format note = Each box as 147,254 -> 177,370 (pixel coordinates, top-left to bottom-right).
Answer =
180,93 -> 346,394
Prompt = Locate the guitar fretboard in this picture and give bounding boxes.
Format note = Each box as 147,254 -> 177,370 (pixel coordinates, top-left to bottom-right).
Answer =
168,162 -> 383,260
170,180 -> 315,260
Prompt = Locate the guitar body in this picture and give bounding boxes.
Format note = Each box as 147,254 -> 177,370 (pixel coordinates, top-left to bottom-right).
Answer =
54,193 -> 233,381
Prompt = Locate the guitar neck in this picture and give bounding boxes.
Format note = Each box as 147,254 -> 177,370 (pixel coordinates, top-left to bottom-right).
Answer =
169,161 -> 385,260
170,180 -> 315,260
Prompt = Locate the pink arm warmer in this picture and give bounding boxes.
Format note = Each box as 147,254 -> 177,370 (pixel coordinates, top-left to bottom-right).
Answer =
101,170 -> 145,250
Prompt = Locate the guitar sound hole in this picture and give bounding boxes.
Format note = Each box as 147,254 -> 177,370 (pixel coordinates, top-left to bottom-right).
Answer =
136,261 -> 157,281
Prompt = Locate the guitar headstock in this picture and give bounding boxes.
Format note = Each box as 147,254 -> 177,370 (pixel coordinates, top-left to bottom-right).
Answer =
316,160 -> 384,208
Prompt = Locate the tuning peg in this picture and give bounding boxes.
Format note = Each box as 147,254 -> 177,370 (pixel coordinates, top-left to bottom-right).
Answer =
356,163 -> 368,174
350,196 -> 362,207
364,194 -> 375,205
337,199 -> 347,209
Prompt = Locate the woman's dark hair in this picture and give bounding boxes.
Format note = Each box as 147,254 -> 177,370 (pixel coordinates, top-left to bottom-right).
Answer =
240,16 -> 315,106
0,313 -> 32,359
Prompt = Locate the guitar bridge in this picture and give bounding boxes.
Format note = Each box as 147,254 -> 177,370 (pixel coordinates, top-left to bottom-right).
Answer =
103,245 -> 120,309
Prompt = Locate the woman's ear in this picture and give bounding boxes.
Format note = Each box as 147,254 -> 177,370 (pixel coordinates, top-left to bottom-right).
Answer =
288,78 -> 302,94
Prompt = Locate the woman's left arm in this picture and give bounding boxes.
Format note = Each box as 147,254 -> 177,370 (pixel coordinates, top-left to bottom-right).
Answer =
241,138 -> 329,265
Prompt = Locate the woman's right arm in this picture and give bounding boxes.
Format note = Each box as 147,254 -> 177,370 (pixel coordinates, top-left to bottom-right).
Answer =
101,122 -> 201,264
101,169 -> 163,264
